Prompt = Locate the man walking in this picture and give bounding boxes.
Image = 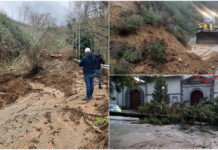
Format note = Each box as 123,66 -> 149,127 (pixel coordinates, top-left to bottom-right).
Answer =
95,50 -> 105,89
79,48 -> 96,100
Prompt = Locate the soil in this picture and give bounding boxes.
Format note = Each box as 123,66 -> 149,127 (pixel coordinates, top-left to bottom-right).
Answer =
0,77 -> 32,108
110,2 -> 218,74
0,46 -> 109,149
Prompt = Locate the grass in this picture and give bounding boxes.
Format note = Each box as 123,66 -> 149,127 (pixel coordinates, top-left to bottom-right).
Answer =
91,117 -> 109,127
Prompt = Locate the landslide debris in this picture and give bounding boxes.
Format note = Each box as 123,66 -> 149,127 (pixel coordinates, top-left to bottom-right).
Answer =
110,1 -> 218,74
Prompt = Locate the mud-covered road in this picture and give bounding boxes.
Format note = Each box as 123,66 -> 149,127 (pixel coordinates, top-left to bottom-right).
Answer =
188,38 -> 218,73
0,60 -> 108,149
110,116 -> 218,149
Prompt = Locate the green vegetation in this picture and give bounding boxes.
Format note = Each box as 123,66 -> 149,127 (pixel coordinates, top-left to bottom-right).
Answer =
138,102 -> 171,115
66,2 -> 108,61
111,9 -> 143,35
110,63 -> 128,74
117,42 -> 141,63
142,40 -> 167,63
110,76 -> 136,93
0,13 -> 31,62
181,98 -> 218,125
136,2 -> 201,45
43,27 -> 68,51
152,76 -> 170,104
112,2 -> 218,45
136,97 -> 218,126
141,7 -> 160,25
91,117 -> 109,127
110,40 -> 167,73
138,1 -> 218,45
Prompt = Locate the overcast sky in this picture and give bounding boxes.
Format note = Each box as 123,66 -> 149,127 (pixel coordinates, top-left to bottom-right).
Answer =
0,1 -> 69,26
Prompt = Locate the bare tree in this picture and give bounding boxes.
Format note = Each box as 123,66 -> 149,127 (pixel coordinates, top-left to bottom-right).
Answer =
66,2 -> 108,62
24,11 -> 56,75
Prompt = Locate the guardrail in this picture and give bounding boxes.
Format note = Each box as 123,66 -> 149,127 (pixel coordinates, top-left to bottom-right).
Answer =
73,59 -> 109,70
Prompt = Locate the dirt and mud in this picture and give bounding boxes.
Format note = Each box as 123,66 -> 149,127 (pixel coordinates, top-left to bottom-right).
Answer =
188,40 -> 218,72
0,46 -> 109,149
110,2 -> 218,74
110,116 -> 218,149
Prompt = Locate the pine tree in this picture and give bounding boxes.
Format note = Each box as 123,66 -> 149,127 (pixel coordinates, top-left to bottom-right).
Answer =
152,76 -> 170,104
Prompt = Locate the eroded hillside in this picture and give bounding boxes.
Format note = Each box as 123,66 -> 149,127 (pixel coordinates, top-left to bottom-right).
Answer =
110,1 -> 218,74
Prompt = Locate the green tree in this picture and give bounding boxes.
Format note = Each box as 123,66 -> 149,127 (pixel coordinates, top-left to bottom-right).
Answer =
79,33 -> 94,58
139,76 -> 157,83
110,76 -> 136,93
152,76 -> 170,104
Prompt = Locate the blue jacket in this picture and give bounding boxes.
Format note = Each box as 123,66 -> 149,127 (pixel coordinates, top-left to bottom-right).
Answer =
79,52 -> 96,74
95,54 -> 105,69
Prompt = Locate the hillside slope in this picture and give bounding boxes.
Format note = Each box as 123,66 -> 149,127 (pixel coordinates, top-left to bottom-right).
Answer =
0,13 -> 30,62
110,1 -> 218,74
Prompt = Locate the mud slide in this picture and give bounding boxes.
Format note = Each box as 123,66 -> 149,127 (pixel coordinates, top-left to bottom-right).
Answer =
0,64 -> 108,149
188,38 -> 218,72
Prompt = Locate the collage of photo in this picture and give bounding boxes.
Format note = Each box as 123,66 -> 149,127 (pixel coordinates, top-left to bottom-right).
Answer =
0,0 -> 218,149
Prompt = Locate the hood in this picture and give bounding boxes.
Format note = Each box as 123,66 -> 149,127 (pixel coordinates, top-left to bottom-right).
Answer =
86,52 -> 94,58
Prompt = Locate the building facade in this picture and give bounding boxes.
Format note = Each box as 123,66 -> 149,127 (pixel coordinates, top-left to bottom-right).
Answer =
110,75 -> 218,109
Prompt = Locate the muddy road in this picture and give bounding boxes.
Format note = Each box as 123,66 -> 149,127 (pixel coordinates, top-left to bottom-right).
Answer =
188,38 -> 218,73
0,59 -> 109,149
110,116 -> 218,149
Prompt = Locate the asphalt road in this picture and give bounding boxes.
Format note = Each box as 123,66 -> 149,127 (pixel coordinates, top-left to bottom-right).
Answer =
110,116 -> 218,149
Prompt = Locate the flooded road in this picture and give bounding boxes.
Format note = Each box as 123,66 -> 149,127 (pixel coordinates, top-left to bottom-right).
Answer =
110,116 -> 218,149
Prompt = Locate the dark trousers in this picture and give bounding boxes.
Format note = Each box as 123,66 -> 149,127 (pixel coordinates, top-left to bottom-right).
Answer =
84,73 -> 94,97
95,69 -> 102,87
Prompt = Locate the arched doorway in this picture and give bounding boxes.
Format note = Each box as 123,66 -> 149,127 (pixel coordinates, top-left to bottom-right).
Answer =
191,90 -> 203,106
130,89 -> 141,109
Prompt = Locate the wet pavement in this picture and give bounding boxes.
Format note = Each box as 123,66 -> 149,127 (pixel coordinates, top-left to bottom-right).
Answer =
110,116 -> 218,149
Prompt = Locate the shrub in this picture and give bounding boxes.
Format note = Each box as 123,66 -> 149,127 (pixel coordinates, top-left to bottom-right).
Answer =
142,40 -> 167,64
181,98 -> 218,125
110,63 -> 129,74
137,98 -> 218,126
138,101 -> 171,115
142,8 -> 160,25
123,50 -> 141,63
112,14 -> 143,36
0,13 -> 31,62
150,41 -> 166,62
172,100 -> 189,114
117,42 -> 141,63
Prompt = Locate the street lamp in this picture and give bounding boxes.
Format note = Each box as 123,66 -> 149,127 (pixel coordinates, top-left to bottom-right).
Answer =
162,86 -> 165,103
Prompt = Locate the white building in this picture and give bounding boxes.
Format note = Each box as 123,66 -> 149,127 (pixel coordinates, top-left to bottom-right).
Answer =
110,75 -> 218,109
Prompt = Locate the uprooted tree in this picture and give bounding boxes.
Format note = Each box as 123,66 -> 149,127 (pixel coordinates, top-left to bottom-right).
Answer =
22,9 -> 56,76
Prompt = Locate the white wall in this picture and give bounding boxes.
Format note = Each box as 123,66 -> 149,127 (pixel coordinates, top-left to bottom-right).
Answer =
214,78 -> 218,98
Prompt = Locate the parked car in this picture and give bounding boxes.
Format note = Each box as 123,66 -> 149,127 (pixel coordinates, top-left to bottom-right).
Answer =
110,104 -> 122,112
